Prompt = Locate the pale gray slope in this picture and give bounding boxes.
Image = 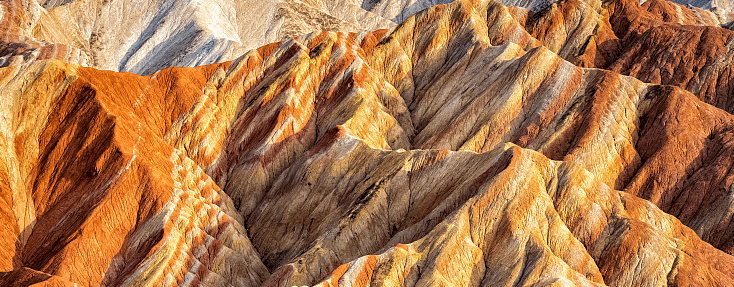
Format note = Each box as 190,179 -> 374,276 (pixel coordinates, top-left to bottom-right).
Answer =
361,0 -> 454,23
664,0 -> 733,23
27,0 -> 394,75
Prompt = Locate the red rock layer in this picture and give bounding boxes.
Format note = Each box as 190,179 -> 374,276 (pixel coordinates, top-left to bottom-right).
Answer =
480,0 -> 734,254
0,59 -> 269,286
1,0 -> 734,285
516,0 -> 734,113
369,0 -> 734,255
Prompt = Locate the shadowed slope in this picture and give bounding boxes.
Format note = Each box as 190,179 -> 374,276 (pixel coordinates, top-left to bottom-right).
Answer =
0,59 -> 269,286
2,0 -> 734,285
0,0 -> 395,75
502,0 -> 734,115
365,0 -> 734,255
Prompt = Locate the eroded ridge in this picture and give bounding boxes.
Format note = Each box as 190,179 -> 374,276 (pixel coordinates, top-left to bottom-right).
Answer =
2,0 -> 734,285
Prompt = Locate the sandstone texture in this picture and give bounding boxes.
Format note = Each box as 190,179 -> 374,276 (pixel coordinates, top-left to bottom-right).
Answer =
500,0 -> 734,24
2,0 -> 734,286
481,0 -> 734,114
0,0 -> 395,75
0,0 -> 91,68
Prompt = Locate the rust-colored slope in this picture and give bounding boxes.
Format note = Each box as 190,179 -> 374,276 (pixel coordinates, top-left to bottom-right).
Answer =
0,60 -> 269,286
2,0 -> 734,285
0,172 -> 17,272
513,0 -> 734,114
623,85 -> 734,253
361,0 -> 734,255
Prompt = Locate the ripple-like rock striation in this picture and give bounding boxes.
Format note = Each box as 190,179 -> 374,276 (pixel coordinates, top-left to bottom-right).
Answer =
2,0 -> 734,286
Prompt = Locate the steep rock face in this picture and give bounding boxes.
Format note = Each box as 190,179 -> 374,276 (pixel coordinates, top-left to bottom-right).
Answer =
0,60 -> 270,286
498,0 -> 734,24
303,142 -> 734,287
365,0 -> 734,255
0,0 -> 395,75
2,0 -> 734,285
503,0 -> 734,114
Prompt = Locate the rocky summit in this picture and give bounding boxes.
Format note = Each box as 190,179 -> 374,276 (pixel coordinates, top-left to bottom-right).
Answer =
2,0 -> 734,286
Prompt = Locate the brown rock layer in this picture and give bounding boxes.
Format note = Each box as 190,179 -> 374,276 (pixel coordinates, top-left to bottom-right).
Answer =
1,0 -> 734,285
474,0 -> 734,255
512,0 -> 734,114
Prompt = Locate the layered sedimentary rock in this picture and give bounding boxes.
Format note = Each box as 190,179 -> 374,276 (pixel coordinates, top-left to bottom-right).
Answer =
482,0 -> 734,249
663,0 -> 734,24
501,0 -> 734,23
4,0 -> 731,78
0,59 -> 270,286
0,0 -> 90,67
368,0 -> 734,256
3,0 -> 734,285
0,0 -> 394,75
482,0 -> 734,115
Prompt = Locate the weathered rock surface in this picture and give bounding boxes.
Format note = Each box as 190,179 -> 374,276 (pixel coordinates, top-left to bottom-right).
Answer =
0,0 -> 395,75
3,0 -> 732,78
2,0 -> 734,285
482,0 -> 734,115
662,0 -> 734,24
0,59 -> 270,286
497,0 -> 734,24
369,0 -> 734,257
0,0 -> 91,68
